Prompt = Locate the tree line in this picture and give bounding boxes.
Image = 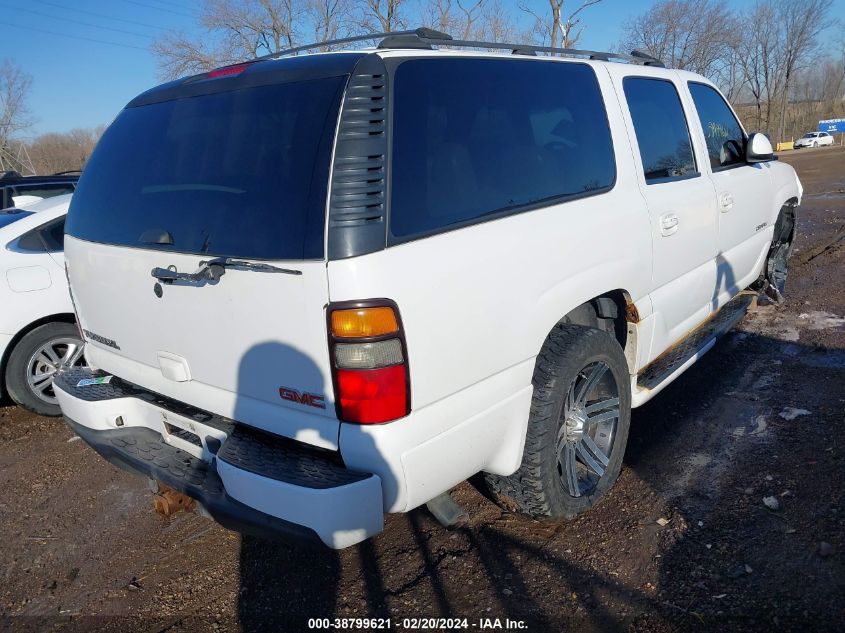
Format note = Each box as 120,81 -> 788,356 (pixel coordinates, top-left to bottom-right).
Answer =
619,0 -> 843,143
2,0 -> 842,175
151,0 -> 844,143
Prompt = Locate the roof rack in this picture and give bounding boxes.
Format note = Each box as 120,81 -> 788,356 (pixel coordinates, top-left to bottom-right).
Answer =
257,27 -> 664,67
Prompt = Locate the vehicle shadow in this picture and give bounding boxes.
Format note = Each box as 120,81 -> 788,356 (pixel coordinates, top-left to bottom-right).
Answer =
234,341 -> 383,632
233,326 -> 844,630
626,331 -> 845,629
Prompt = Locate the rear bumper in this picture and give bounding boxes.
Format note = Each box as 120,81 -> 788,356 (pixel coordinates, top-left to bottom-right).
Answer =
54,368 -> 383,549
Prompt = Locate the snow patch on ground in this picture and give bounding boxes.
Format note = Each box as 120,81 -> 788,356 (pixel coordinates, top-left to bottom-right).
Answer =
779,407 -> 812,421
797,311 -> 845,330
743,307 -> 845,343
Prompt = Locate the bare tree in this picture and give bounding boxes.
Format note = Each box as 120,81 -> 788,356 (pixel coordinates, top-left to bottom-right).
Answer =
455,0 -> 486,39
730,0 -> 833,140
618,0 -> 734,75
357,0 -> 405,32
152,0 -> 307,79
26,127 -> 105,175
309,0 -> 352,44
733,1 -> 783,133
774,0 -> 833,140
477,0 -> 519,42
0,59 -> 34,171
422,0 -> 460,33
422,0 -> 488,38
521,0 -> 602,49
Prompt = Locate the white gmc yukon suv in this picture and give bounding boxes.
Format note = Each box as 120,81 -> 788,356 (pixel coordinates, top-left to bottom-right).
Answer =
55,29 -> 802,549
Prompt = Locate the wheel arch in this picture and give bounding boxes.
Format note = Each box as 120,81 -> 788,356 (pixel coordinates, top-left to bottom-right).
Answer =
542,289 -> 640,376
775,197 -> 799,247
0,313 -> 77,398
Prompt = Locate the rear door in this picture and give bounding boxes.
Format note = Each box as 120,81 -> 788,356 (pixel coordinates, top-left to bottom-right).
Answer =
65,74 -> 347,450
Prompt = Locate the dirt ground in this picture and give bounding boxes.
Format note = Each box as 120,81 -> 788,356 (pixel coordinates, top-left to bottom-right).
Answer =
1,146 -> 843,633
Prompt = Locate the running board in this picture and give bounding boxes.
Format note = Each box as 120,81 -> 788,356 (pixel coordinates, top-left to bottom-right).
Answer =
637,293 -> 756,390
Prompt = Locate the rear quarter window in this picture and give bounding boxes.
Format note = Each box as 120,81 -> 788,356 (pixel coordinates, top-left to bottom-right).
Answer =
389,58 -> 616,240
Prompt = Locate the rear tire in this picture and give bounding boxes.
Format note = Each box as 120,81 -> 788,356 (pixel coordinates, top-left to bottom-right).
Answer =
5,322 -> 86,417
486,324 -> 631,519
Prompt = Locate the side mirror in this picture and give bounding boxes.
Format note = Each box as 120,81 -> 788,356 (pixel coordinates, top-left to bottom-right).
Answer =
746,132 -> 774,162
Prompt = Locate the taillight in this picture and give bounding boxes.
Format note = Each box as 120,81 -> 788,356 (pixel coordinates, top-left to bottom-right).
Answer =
328,301 -> 410,424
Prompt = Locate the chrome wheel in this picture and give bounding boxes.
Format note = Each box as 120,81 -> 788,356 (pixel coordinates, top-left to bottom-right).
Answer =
26,337 -> 87,405
555,361 -> 620,497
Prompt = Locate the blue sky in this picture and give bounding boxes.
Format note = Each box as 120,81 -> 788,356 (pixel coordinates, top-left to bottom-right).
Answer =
2,0 -> 843,135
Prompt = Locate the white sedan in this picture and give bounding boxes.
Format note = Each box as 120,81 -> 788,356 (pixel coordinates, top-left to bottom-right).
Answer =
0,194 -> 87,416
794,131 -> 835,148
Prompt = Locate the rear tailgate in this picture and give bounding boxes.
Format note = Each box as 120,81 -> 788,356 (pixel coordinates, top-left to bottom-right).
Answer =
64,63 -> 351,450
67,238 -> 339,449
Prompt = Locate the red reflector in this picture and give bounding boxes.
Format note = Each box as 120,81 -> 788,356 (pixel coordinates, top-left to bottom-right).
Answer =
208,63 -> 250,78
337,365 -> 407,424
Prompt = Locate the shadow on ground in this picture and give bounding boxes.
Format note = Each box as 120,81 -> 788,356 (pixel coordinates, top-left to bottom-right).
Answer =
234,332 -> 844,632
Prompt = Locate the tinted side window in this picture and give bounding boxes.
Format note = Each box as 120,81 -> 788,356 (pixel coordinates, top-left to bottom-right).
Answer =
390,59 -> 615,239
688,82 -> 745,169
40,217 -> 66,251
16,229 -> 47,252
11,217 -> 66,253
623,77 -> 696,183
13,184 -> 75,199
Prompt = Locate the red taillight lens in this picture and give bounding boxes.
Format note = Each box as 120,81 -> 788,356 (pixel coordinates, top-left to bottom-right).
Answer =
208,63 -> 251,78
337,365 -> 407,424
328,301 -> 410,424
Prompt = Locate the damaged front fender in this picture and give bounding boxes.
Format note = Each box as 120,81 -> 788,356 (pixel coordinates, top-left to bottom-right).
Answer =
759,199 -> 798,304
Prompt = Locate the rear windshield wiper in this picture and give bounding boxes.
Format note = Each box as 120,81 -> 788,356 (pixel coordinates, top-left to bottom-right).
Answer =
151,257 -> 301,284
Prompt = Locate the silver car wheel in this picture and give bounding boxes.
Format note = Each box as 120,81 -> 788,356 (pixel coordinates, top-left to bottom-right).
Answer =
26,337 -> 87,405
555,360 -> 620,498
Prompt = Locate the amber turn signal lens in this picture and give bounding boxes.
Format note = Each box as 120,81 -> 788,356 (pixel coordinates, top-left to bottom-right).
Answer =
331,307 -> 399,338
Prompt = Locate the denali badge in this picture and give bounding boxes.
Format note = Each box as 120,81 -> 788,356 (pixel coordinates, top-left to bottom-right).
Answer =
279,387 -> 326,410
83,329 -> 121,350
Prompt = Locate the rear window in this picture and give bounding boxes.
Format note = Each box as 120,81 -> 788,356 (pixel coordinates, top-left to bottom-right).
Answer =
66,77 -> 345,260
390,58 -> 616,240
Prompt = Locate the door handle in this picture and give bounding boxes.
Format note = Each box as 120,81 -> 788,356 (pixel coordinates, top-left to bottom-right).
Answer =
660,212 -> 679,236
719,192 -> 734,212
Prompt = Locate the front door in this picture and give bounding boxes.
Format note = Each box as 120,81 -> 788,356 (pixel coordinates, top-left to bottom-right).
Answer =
685,81 -> 774,307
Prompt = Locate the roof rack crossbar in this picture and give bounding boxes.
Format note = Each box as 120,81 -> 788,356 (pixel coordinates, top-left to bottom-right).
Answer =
258,27 -> 664,68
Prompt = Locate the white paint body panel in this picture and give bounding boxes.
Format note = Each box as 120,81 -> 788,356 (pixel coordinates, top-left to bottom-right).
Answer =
64,236 -> 340,451
0,195 -> 75,397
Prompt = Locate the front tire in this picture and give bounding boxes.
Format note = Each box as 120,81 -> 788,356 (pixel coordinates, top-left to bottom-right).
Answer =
486,325 -> 631,519
5,322 -> 87,416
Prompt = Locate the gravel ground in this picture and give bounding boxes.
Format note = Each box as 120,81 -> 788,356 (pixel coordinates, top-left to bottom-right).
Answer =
1,146 -> 843,633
